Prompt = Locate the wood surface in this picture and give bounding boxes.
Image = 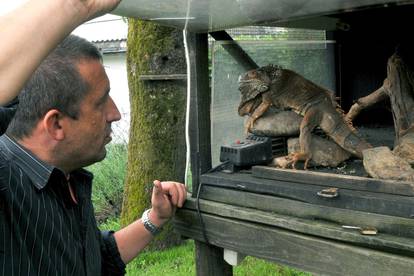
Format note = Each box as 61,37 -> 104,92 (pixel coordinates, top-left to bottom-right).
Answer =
181,197 -> 414,254
253,166 -> 414,196
200,172 -> 414,218
174,208 -> 414,276
197,186 -> 414,238
186,32 -> 212,196
195,241 -> 233,276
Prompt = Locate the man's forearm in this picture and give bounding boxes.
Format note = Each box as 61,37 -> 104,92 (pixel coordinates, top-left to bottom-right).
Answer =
114,210 -> 169,264
0,0 -> 120,105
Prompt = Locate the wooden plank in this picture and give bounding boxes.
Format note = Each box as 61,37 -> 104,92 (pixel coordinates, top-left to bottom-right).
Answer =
200,172 -> 414,218
253,166 -> 414,196
197,186 -> 414,238
174,210 -> 414,276
195,241 -> 233,276
182,198 -> 414,254
186,32 -> 212,196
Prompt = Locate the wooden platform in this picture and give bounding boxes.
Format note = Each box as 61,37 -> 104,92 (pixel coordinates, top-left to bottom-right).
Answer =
174,197 -> 414,275
174,167 -> 414,275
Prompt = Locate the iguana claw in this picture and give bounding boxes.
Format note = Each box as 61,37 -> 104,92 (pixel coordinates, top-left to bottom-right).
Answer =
285,152 -> 311,170
245,116 -> 255,136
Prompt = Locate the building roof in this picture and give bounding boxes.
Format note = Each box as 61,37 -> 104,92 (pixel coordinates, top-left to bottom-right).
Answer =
72,15 -> 128,43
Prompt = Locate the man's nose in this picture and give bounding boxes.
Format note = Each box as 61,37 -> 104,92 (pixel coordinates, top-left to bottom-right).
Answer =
108,96 -> 121,122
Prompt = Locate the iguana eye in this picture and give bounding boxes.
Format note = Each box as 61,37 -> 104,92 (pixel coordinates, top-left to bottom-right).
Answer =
257,84 -> 269,92
248,71 -> 257,78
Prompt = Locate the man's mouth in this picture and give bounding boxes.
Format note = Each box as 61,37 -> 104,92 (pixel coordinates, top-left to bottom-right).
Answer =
104,135 -> 112,144
105,129 -> 113,143
238,75 -> 251,84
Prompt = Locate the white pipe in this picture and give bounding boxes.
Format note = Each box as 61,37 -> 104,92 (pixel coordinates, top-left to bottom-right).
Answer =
183,0 -> 192,186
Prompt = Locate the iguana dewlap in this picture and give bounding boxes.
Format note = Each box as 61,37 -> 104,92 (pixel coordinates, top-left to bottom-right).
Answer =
238,65 -> 372,169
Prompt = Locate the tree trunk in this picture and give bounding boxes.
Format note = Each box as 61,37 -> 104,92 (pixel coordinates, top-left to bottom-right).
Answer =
384,53 -> 414,143
120,19 -> 187,249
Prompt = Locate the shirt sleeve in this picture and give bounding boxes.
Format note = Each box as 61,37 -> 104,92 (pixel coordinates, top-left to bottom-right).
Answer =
100,230 -> 126,276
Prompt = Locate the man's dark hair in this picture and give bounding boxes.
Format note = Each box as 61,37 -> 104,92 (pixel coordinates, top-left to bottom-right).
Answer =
6,35 -> 102,139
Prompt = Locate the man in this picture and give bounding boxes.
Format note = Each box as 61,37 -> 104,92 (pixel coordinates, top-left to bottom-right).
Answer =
0,21 -> 186,276
0,34 -> 187,275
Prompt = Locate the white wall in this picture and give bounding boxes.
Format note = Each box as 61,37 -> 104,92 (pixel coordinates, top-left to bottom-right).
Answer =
102,53 -> 130,143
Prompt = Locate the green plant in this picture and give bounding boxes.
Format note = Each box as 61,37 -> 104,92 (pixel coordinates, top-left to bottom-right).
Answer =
99,216 -> 122,231
88,141 -> 128,223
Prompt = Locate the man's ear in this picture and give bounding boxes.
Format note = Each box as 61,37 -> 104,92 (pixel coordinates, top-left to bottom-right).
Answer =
42,109 -> 66,140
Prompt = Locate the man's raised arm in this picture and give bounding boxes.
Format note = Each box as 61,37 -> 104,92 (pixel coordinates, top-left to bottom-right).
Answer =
0,0 -> 121,105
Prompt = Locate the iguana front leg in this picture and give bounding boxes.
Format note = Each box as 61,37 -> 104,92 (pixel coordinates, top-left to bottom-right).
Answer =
245,91 -> 272,135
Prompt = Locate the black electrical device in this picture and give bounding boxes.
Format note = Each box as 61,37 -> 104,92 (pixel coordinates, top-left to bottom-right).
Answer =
220,135 -> 273,168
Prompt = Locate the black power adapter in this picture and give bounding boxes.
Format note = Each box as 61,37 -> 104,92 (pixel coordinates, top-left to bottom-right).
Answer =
220,135 -> 273,169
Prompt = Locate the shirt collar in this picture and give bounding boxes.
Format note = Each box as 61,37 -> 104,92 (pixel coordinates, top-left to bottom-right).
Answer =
0,134 -> 57,190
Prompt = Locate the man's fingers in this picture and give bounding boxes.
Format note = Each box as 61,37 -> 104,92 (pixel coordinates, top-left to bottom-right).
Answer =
153,180 -> 162,193
168,183 -> 180,206
167,182 -> 187,207
153,180 -> 178,206
153,181 -> 187,208
177,183 -> 187,208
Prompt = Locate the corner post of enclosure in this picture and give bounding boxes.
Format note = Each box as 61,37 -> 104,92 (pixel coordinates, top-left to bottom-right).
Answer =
186,31 -> 211,197
185,31 -> 233,276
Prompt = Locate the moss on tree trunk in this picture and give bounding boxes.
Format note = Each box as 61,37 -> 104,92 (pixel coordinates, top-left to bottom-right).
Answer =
121,19 -> 187,249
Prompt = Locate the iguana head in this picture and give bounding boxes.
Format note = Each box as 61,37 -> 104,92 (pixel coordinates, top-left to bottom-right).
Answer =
237,65 -> 282,116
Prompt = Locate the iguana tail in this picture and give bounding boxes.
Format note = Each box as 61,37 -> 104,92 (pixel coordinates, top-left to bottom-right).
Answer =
318,101 -> 372,158
329,92 -> 357,133
335,103 -> 357,133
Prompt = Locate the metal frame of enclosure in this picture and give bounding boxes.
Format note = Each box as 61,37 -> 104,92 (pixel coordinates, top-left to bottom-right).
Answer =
114,1 -> 414,275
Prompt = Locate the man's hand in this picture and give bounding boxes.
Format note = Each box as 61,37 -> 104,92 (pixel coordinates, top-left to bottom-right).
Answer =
149,180 -> 187,227
70,0 -> 122,21
114,180 -> 186,263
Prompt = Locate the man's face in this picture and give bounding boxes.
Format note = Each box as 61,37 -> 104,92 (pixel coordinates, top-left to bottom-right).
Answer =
62,59 -> 121,168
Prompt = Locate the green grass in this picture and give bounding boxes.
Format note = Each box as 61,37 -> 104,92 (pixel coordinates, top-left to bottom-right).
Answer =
126,240 -> 195,275
123,240 -> 310,276
99,218 -> 311,276
99,216 -> 122,231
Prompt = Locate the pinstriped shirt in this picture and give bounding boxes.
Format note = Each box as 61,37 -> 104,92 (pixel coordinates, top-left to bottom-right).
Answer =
0,135 -> 126,275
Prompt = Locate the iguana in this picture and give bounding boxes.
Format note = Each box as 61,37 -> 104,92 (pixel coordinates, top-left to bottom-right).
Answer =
238,65 -> 372,169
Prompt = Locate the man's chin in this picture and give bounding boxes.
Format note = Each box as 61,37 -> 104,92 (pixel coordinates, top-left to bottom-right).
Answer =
97,148 -> 107,161
86,148 -> 107,166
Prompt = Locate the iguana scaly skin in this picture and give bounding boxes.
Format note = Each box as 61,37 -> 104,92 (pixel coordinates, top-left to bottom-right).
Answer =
238,65 -> 372,169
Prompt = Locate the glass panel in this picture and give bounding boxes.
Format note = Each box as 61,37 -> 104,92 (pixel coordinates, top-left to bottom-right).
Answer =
211,38 -> 336,165
113,0 -> 408,32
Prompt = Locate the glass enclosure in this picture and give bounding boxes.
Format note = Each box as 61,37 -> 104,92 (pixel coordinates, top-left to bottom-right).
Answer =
211,39 -> 336,165
113,0 -> 413,32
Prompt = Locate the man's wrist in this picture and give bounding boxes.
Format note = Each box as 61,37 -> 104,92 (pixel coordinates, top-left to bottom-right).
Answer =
63,0 -> 92,24
141,209 -> 164,236
65,0 -> 121,23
